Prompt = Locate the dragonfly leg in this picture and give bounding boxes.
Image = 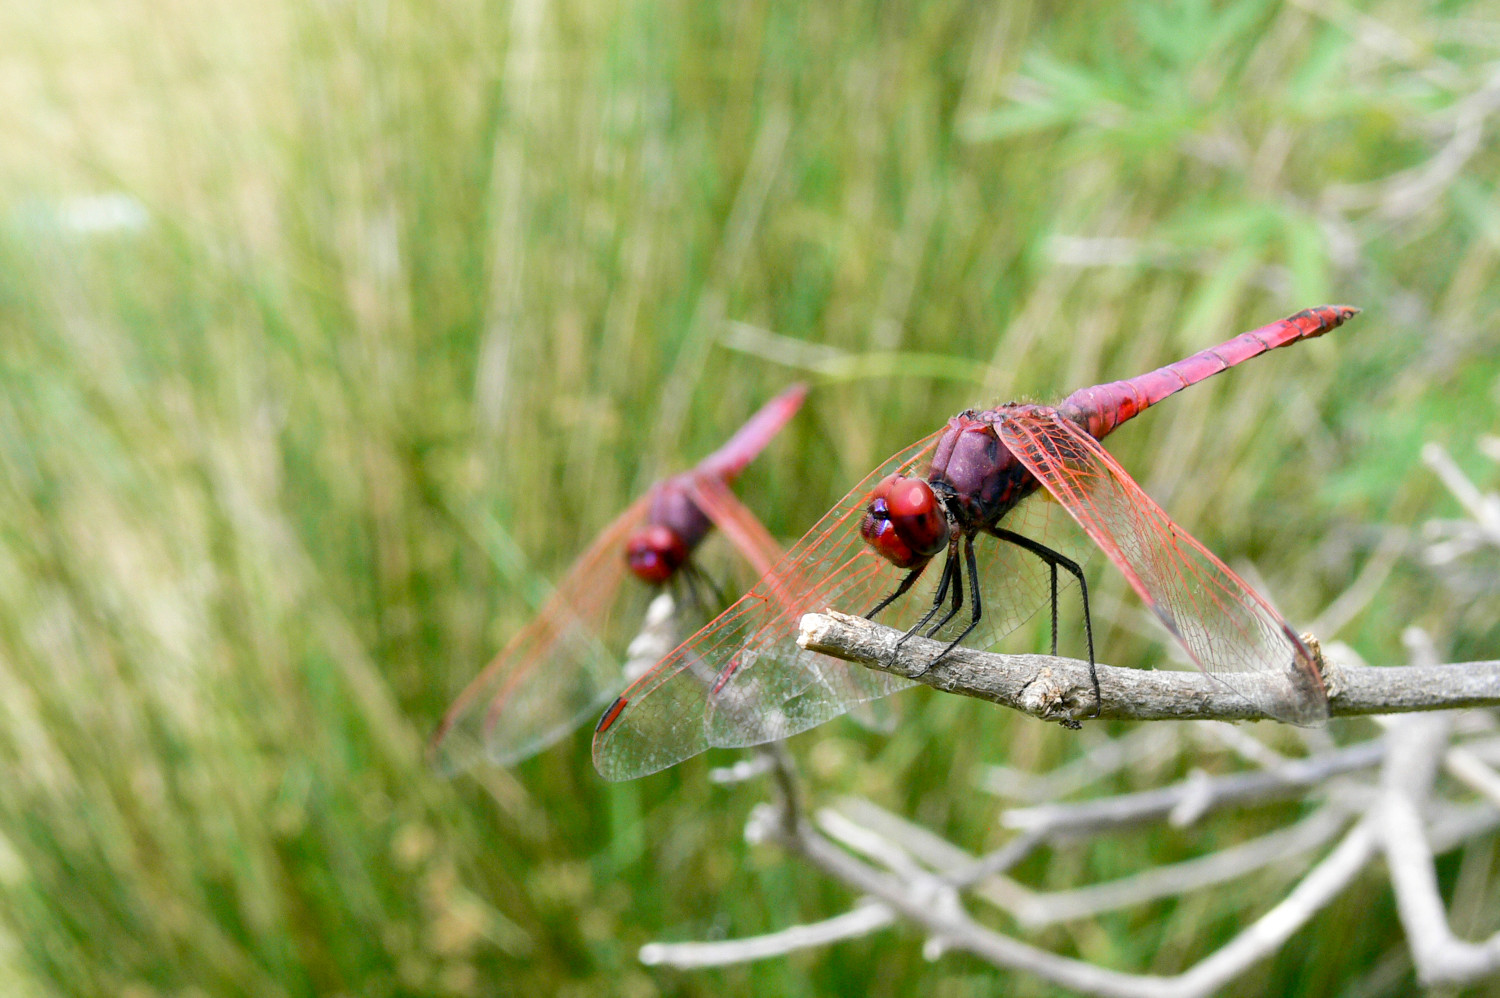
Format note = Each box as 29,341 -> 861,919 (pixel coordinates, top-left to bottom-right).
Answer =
1049,562 -> 1058,656
891,546 -> 958,654
919,534 -> 984,673
671,569 -> 699,619
989,528 -> 1100,717
920,544 -> 966,638
698,562 -> 730,611
866,560 -> 930,622
678,561 -> 728,618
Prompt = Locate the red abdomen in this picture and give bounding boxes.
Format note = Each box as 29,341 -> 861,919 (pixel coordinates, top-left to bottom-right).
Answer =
1057,305 -> 1359,441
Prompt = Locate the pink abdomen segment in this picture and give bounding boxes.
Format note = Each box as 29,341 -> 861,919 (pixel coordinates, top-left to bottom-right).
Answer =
696,383 -> 810,480
1058,305 -> 1359,441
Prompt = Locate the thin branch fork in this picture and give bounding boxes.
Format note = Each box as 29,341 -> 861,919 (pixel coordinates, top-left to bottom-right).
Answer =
637,714 -> 1500,993
1375,630 -> 1500,985
752,767 -> 1382,998
798,611 -> 1500,723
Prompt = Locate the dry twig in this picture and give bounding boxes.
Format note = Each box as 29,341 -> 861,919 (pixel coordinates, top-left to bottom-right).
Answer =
798,610 -> 1500,722
632,435 -> 1500,992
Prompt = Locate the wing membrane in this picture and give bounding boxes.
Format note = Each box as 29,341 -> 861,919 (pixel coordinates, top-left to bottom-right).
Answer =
687,474 -> 785,581
995,407 -> 1328,725
593,426 -> 1106,781
430,495 -> 654,772
593,433 -> 946,780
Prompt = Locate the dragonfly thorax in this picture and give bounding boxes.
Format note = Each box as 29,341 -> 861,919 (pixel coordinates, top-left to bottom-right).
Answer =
928,413 -> 1035,527
860,474 -> 950,569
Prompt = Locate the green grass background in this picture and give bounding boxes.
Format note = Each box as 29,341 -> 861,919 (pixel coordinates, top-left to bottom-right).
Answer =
1,0 -> 1497,994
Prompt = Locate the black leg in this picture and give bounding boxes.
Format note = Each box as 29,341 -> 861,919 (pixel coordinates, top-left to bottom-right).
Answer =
893,544 -> 958,649
681,561 -> 729,615
1049,562 -> 1059,656
866,561 -> 929,622
988,527 -> 1099,718
920,534 -> 985,672
671,569 -> 700,619
920,544 -> 966,638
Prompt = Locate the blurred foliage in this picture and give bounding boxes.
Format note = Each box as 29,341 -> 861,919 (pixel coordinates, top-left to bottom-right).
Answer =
0,0 -> 1497,994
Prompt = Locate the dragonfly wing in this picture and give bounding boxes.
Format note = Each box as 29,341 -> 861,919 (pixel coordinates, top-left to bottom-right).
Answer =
686,473 -> 785,581
430,494 -> 655,773
687,469 -> 900,733
593,431 -> 948,781
704,449 -> 1104,741
995,407 -> 1328,725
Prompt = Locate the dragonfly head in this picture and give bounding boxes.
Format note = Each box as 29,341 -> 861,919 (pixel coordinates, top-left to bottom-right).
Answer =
625,524 -> 689,584
860,474 -> 949,569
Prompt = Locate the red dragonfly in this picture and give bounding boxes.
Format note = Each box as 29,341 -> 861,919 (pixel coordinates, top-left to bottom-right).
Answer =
431,383 -> 808,772
594,306 -> 1359,781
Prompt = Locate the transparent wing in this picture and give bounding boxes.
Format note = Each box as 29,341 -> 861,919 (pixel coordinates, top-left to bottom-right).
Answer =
700,487 -> 1096,755
592,432 -> 941,781
686,474 -> 785,582
430,494 -> 654,773
592,426 -> 1102,781
995,407 -> 1328,725
689,472 -> 900,736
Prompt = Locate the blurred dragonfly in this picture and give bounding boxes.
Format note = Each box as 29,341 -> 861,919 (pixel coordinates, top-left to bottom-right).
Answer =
595,307 -> 1358,781
431,384 -> 807,772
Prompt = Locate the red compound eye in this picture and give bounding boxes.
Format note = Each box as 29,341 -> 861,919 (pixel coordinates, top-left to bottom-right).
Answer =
859,475 -> 948,568
625,525 -> 688,584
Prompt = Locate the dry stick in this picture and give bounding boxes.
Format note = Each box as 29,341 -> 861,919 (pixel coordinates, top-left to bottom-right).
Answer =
1190,719 -> 1289,770
1000,740 -> 1388,838
639,766 -> 1500,980
646,753 -> 1376,997
836,795 -> 1350,929
1380,715 -> 1500,984
768,794 -> 1379,998
833,795 -> 1048,887
798,611 -> 1500,722
815,808 -> 946,884
1444,748 -> 1500,810
1376,631 -> 1500,986
643,611 -> 1498,981
981,725 -> 1181,802
638,901 -> 896,969
1009,807 -> 1350,928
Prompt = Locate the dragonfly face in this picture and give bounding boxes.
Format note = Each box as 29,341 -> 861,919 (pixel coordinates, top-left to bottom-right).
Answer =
624,523 -> 689,583
860,474 -> 948,569
625,477 -> 718,584
861,414 -> 1041,570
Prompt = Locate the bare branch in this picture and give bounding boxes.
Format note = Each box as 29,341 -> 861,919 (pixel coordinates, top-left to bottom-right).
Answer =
1000,740 -> 1388,838
815,807 -> 934,883
798,611 -> 1500,721
999,806 -> 1352,929
1444,748 -> 1500,810
762,801 -> 1380,998
1379,712 -> 1500,985
638,901 -> 896,968
823,796 -> 1351,929
831,795 -> 1047,888
981,725 -> 1180,802
1164,819 -> 1380,997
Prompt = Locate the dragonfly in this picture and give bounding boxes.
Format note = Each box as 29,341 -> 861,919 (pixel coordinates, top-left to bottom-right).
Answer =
594,305 -> 1359,781
430,383 -> 808,773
